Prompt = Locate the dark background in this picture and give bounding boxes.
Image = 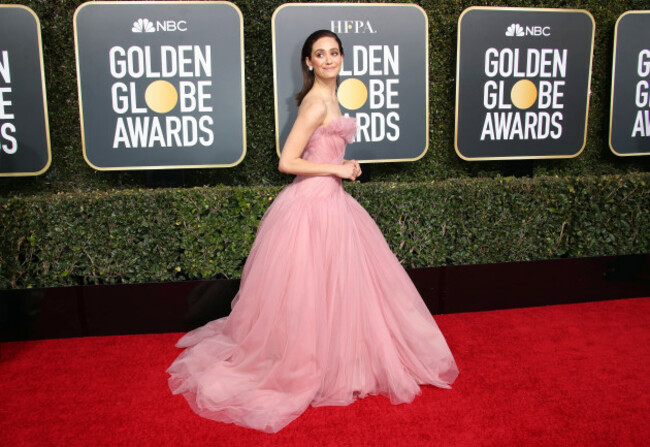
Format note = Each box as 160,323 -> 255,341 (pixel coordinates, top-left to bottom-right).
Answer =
0,5 -> 49,175
456,8 -> 593,159
610,11 -> 650,155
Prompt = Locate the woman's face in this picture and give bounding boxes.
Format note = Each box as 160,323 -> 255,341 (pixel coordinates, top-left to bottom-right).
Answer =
306,36 -> 342,80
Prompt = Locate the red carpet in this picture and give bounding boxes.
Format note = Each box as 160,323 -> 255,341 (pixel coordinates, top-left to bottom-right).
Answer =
1,297 -> 649,446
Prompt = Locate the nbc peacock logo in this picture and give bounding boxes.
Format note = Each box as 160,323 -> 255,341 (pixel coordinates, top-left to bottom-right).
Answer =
505,23 -> 524,37
132,18 -> 155,33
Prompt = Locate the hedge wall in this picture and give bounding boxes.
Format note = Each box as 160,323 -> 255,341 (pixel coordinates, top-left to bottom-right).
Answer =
0,0 -> 649,195
2,173 -> 649,288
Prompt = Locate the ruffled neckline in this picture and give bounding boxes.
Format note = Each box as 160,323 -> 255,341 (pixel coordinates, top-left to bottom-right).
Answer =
312,116 -> 357,142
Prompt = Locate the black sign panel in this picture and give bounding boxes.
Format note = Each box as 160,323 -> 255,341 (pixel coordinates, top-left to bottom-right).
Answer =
0,5 -> 51,177
74,1 -> 245,170
456,7 -> 594,160
610,11 -> 650,157
273,3 -> 428,162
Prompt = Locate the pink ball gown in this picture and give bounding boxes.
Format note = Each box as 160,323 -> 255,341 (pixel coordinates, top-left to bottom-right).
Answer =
167,116 -> 459,433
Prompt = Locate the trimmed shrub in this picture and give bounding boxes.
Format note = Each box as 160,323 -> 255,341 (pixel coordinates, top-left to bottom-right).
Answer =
2,173 -> 648,288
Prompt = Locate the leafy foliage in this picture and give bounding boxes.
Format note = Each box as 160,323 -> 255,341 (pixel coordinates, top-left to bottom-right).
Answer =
2,174 -> 648,288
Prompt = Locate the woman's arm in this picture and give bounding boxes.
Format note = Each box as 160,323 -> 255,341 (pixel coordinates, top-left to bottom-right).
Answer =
278,101 -> 356,180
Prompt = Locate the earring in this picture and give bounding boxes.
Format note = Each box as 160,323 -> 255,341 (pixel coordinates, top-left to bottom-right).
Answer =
308,66 -> 313,71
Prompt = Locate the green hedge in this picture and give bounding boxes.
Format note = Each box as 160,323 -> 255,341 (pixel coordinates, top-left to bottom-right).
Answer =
0,0 -> 649,196
2,173 -> 648,288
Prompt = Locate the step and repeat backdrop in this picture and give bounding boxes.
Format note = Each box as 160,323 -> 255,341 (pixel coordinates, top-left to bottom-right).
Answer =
74,1 -> 245,170
0,2 -> 648,177
455,7 -> 594,160
610,10 -> 650,157
273,3 -> 429,162
0,5 -> 51,177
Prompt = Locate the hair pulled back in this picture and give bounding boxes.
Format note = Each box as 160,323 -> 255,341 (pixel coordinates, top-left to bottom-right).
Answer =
294,30 -> 344,106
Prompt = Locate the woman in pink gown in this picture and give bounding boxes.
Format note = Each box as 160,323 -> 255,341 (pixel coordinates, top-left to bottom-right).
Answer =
167,30 -> 459,433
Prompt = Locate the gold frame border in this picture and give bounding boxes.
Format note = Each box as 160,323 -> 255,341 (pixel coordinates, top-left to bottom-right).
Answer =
0,4 -> 52,178
454,6 -> 596,161
609,10 -> 650,157
271,2 -> 429,164
73,1 -> 246,171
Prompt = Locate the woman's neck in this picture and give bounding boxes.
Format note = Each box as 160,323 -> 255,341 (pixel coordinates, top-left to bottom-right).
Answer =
313,77 -> 337,99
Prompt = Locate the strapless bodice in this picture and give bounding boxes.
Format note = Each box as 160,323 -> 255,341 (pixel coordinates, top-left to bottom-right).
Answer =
300,116 -> 357,164
289,116 -> 357,198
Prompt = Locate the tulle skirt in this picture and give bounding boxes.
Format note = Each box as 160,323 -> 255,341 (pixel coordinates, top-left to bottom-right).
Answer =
168,175 -> 458,433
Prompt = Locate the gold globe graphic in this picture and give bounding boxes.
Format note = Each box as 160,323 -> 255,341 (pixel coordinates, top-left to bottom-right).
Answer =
510,79 -> 537,110
144,80 -> 178,114
337,78 -> 368,110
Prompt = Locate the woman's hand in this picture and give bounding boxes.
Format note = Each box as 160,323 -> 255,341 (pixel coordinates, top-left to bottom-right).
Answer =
340,159 -> 361,181
344,159 -> 362,181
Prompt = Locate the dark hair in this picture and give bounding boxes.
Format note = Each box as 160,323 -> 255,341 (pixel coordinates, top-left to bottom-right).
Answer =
294,30 -> 344,105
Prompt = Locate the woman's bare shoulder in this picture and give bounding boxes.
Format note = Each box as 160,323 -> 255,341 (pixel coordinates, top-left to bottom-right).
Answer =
297,96 -> 327,127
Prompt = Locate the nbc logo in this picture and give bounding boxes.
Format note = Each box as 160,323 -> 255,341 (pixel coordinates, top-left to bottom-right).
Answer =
505,23 -> 525,37
132,18 -> 155,33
